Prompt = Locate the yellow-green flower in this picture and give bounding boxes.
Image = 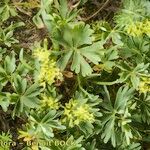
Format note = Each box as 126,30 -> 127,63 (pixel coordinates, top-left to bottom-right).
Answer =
143,19 -> 150,36
139,77 -> 150,93
38,60 -> 63,86
18,131 -> 35,142
18,130 -> 39,150
126,19 -> 150,37
74,105 -> 95,125
63,99 -> 95,127
33,46 -> 63,86
33,48 -> 50,63
41,94 -> 60,110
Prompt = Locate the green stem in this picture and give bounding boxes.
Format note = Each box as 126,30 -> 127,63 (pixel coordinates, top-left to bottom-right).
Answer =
77,75 -> 92,99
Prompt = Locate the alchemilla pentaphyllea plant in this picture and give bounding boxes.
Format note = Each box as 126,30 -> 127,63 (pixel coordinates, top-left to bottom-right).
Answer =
0,0 -> 150,149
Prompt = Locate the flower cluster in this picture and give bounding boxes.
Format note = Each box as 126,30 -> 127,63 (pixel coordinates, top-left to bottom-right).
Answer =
33,47 -> 50,63
18,130 -> 39,150
139,77 -> 150,93
33,46 -> 63,86
18,130 -> 35,142
126,19 -> 150,37
62,99 -> 95,127
41,94 -> 60,110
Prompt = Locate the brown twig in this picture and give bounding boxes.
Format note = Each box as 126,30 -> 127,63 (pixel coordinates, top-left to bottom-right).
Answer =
83,0 -> 111,21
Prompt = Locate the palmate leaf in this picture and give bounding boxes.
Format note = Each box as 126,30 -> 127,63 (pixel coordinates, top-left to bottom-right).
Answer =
4,53 -> 16,74
53,0 -> 79,23
95,47 -> 119,72
33,0 -> 53,28
118,62 -> 149,89
0,22 -> 25,47
120,37 -> 150,64
34,0 -> 78,29
115,0 -> 149,29
56,0 -> 71,19
53,0 -> 79,22
0,92 -> 10,112
54,22 -> 94,48
11,75 -> 41,117
0,0 -> 17,22
0,50 -> 30,88
56,22 -> 103,76
101,86 -> 135,147
29,110 -> 66,139
0,53 -> 16,86
114,86 -> 134,111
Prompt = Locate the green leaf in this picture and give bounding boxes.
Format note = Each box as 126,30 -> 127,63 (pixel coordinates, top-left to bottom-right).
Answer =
12,76 -> 41,117
80,41 -> 102,64
13,75 -> 27,94
59,0 -> 68,18
0,93 -> 10,112
101,86 -> 135,147
57,50 -> 73,70
24,83 -> 41,97
114,86 -> 134,111
0,66 -> 8,86
4,53 -> 16,74
28,110 -> 66,138
21,96 -> 39,108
